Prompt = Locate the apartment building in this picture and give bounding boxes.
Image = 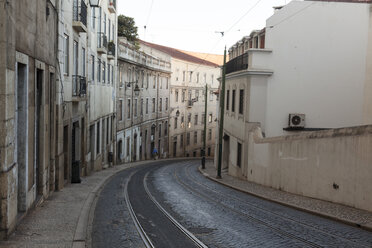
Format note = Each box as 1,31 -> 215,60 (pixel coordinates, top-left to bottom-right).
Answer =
116,38 -> 171,162
139,41 -> 221,158
221,0 -> 372,176
0,0 -> 58,239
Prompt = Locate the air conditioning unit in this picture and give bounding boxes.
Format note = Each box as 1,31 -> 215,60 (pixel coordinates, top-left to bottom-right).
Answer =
288,113 -> 305,128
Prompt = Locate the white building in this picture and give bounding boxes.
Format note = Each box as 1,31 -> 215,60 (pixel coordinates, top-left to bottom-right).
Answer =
222,0 -> 372,175
139,42 -> 221,158
116,38 -> 171,163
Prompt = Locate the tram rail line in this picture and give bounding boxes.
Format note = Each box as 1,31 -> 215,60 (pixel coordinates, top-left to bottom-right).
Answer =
174,162 -> 372,248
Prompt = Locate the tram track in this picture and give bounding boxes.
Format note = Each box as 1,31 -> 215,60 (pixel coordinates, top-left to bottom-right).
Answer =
171,162 -> 372,248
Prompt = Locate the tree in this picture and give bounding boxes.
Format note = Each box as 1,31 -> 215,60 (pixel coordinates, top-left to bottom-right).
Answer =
118,15 -> 139,47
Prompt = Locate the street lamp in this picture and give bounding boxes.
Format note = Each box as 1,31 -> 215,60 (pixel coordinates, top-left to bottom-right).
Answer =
89,0 -> 101,7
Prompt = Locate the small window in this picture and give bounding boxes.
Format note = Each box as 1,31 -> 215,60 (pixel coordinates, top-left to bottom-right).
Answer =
237,142 -> 242,167
175,90 -> 179,102
232,90 -> 236,112
239,89 -> 244,114
174,117 -> 178,129
194,131 -> 197,144
226,90 -> 230,111
152,98 -> 156,113
127,99 -> 131,119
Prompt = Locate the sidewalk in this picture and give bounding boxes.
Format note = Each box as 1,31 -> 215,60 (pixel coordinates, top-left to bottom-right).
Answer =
0,160 -> 153,248
201,161 -> 372,232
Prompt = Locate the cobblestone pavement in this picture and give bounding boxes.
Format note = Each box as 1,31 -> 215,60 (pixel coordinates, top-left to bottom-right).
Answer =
91,167 -> 145,248
0,160 -> 150,248
202,161 -> 372,231
149,160 -> 372,248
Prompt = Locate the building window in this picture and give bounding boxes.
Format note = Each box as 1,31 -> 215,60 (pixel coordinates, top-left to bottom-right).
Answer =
159,124 -> 162,137
64,34 -> 69,75
141,98 -> 143,116
237,142 -> 242,167
180,134 -> 184,147
165,98 -> 168,111
201,113 -> 205,124
181,116 -> 184,128
182,90 -> 185,102
152,98 -> 156,113
126,137 -> 130,157
159,98 -> 162,112
187,132 -> 190,146
232,89 -> 236,112
96,121 -> 100,155
160,77 -> 163,89
195,90 -> 199,101
183,71 -> 185,81
226,90 -> 230,110
127,99 -> 131,118
239,89 -> 244,114
194,131 -> 197,144
189,71 -> 192,82
201,130 -> 204,142
210,91 -> 214,101
82,47 -> 86,76
91,7 -> 95,29
108,64 -> 110,83
134,99 -> 138,117
175,90 -> 179,102
208,129 -> 212,140
188,113 -> 191,128
91,55 -> 95,82
164,121 -> 168,136
102,61 -> 106,83
196,73 -> 199,83
166,78 -> 169,89
118,100 -> 123,121
208,114 -> 212,123
174,117 -> 178,129
194,114 -> 198,125
153,76 -> 156,89
97,59 -> 101,82
146,98 -> 149,114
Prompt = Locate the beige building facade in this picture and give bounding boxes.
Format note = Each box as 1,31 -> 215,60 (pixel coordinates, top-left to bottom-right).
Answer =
0,0 -> 58,238
116,39 -> 171,163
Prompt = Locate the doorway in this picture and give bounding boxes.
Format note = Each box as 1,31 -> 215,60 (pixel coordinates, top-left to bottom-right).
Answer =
16,63 -> 28,213
35,69 -> 43,195
63,125 -> 69,182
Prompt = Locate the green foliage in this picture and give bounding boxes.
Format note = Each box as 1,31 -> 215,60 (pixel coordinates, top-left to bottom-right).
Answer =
118,15 -> 139,49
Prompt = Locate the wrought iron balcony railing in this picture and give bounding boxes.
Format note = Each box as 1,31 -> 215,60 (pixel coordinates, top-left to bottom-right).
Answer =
108,42 -> 115,57
72,75 -> 87,97
226,52 -> 248,74
73,0 -> 87,28
97,32 -> 108,51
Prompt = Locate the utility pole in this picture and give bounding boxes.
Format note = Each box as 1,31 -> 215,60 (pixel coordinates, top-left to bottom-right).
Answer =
217,47 -> 227,179
202,84 -> 207,169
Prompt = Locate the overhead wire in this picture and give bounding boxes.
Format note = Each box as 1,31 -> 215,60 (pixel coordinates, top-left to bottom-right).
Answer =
190,0 -> 264,74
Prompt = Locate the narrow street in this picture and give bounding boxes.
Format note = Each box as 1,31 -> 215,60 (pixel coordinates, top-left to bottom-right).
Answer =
92,160 -> 372,248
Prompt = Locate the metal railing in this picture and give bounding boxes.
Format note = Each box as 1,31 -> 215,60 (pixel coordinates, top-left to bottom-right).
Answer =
73,0 -> 87,27
72,75 -> 87,97
97,32 -> 108,50
226,52 -> 248,74
108,42 -> 115,56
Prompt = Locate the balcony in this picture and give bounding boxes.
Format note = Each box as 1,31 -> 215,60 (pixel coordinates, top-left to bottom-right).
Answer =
97,32 -> 108,54
72,0 -> 87,33
72,75 -> 87,99
226,52 -> 248,74
107,42 -> 115,60
108,0 -> 116,13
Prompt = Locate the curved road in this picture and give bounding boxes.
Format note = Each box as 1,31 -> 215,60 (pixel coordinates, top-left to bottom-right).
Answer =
92,160 -> 372,248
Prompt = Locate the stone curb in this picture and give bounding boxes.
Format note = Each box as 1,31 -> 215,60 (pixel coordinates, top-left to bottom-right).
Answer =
198,166 -> 372,233
73,158 -> 200,248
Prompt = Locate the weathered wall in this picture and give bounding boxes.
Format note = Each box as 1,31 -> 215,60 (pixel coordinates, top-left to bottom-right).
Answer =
231,125 -> 372,212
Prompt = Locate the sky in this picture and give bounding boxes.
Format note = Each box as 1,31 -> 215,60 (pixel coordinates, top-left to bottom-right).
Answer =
117,0 -> 294,55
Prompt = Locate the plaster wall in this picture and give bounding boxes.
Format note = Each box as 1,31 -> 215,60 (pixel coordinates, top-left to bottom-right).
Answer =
239,125 -> 372,212
264,1 -> 370,137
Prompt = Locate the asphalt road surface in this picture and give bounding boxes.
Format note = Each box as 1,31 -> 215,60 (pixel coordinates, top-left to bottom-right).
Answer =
92,160 -> 372,248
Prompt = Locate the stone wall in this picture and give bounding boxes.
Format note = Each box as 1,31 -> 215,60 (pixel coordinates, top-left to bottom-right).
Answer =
231,124 -> 372,212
